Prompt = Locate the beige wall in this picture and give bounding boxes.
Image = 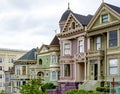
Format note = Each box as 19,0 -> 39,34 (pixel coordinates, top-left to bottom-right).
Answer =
0,48 -> 26,90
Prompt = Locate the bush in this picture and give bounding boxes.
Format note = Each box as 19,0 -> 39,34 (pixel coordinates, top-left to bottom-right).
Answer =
96,86 -> 110,92
41,83 -> 56,92
65,89 -> 100,94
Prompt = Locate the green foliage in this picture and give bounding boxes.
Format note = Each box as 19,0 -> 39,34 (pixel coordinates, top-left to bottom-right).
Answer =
41,83 -> 56,92
19,78 -> 46,94
96,86 -> 110,92
0,90 -> 6,94
65,89 -> 101,94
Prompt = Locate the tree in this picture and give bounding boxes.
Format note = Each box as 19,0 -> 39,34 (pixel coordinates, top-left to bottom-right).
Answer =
19,78 -> 46,94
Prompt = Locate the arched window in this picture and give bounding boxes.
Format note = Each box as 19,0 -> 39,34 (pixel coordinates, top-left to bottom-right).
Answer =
39,59 -> 42,65
51,71 -> 57,80
72,22 -> 75,29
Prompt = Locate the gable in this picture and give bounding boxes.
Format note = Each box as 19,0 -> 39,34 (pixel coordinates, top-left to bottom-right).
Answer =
62,13 -> 83,32
38,45 -> 49,54
88,3 -> 120,31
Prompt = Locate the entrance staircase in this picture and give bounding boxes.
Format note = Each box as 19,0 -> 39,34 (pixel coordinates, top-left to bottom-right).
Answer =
79,80 -> 100,90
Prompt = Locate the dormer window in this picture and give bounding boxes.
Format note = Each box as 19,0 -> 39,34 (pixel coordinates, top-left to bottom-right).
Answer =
101,14 -> 108,23
72,22 -> 75,29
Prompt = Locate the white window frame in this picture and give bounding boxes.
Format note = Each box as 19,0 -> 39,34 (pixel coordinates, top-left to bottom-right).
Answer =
78,39 -> 84,53
63,42 -> 71,55
96,36 -> 101,50
109,59 -> 118,75
8,58 -> 14,63
51,71 -> 57,81
101,14 -> 109,23
0,58 -> 3,63
0,82 -> 2,87
16,66 -> 22,75
51,55 -> 57,64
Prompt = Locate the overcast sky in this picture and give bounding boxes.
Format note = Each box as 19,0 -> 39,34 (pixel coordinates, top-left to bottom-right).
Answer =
0,0 -> 119,50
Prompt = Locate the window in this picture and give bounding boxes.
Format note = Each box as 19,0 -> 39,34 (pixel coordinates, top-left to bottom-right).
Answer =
22,66 -> 26,75
51,71 -> 57,80
16,66 -> 22,75
22,81 -> 26,85
0,75 -> 2,79
96,36 -> 101,50
109,30 -> 117,47
0,82 -> 2,87
102,14 -> 108,23
78,40 -> 84,52
0,66 -> 2,70
39,59 -> 42,65
109,59 -> 118,75
51,55 -> 57,64
72,22 -> 75,29
17,81 -> 21,87
64,64 -> 70,76
64,43 -> 70,55
9,58 -> 14,63
0,58 -> 3,63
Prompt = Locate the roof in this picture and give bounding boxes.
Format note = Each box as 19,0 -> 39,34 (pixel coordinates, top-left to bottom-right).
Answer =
73,13 -> 93,26
59,9 -> 73,22
105,3 -> 120,14
18,48 -> 38,60
50,36 -> 59,45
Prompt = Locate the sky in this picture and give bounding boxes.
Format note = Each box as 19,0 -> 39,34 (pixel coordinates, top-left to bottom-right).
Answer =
0,0 -> 119,50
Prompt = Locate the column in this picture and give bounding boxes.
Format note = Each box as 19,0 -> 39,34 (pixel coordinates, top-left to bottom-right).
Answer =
87,61 -> 90,80
98,60 -> 100,80
84,62 -> 86,81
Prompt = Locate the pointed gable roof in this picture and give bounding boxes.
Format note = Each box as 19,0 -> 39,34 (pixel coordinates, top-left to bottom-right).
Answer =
105,3 -> 120,14
50,35 -> 59,46
18,48 -> 38,60
87,3 -> 120,30
73,13 -> 93,26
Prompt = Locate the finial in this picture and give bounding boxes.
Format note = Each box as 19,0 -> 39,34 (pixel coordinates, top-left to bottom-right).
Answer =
102,0 -> 104,3
68,2 -> 70,9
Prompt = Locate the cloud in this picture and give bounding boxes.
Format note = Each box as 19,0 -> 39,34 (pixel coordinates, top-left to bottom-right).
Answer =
0,0 -> 119,50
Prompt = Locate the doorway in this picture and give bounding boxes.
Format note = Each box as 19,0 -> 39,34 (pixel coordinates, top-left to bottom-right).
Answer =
94,64 -> 98,80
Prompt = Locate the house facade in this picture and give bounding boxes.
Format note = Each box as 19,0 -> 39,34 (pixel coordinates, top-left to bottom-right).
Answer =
81,3 -> 120,90
57,6 -> 92,94
29,36 -> 60,85
11,48 -> 37,94
0,48 -> 26,92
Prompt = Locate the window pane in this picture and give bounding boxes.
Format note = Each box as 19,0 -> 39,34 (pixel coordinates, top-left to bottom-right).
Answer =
110,67 -> 118,75
109,30 -> 117,47
102,14 -> 108,23
64,43 -> 70,55
79,40 -> 84,52
109,59 -> 118,75
64,64 -> 70,76
52,71 -> 56,80
96,36 -> 101,50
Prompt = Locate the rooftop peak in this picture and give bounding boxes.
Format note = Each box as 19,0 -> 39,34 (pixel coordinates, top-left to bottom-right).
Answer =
68,2 -> 70,9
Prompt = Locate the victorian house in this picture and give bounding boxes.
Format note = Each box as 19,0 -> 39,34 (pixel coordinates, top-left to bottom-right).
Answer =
29,36 -> 60,85
11,48 -> 37,94
79,3 -> 120,90
57,6 -> 92,94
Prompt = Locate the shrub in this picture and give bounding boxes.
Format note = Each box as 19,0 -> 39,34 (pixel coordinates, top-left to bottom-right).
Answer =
96,86 -> 110,92
41,83 -> 56,92
65,89 -> 100,94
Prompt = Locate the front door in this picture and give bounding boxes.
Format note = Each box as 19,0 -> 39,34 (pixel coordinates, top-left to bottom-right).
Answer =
94,64 -> 98,80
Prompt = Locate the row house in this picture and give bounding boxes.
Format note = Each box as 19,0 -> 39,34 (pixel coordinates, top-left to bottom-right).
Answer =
57,5 -> 92,94
29,36 -> 60,85
84,2 -> 120,90
11,48 -> 37,94
0,48 -> 26,92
